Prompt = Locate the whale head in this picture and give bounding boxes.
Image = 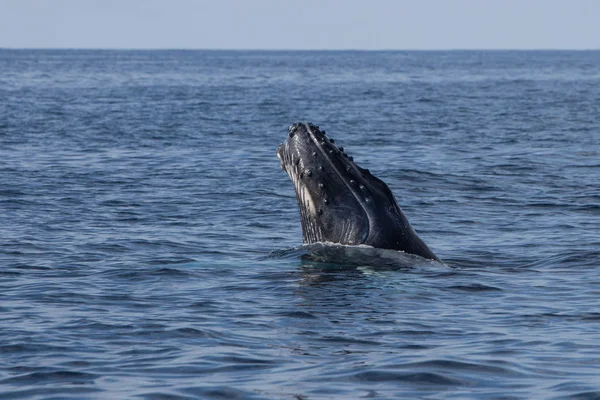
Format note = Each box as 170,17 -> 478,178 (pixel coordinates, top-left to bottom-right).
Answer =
277,122 -> 439,261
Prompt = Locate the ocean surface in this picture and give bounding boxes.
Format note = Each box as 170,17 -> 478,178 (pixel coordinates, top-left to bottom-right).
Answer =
1,49 -> 599,399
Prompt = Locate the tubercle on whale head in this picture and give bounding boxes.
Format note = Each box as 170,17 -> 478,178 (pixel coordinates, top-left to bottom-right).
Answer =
277,122 -> 361,176
278,122 -> 385,179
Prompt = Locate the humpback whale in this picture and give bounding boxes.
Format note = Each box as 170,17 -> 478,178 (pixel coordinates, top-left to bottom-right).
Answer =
277,122 -> 439,262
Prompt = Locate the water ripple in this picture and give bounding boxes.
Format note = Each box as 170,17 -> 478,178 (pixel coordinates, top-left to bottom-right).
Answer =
1,49 -> 599,399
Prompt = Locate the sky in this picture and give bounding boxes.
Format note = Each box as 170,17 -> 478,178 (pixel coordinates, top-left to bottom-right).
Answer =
0,0 -> 598,50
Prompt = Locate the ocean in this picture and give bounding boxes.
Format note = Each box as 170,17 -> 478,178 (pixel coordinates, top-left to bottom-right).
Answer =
1,49 -> 599,399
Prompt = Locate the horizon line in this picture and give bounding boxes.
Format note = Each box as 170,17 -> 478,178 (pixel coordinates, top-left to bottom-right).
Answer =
1,47 -> 599,52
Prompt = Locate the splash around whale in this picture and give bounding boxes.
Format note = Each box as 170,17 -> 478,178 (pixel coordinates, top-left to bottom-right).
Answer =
277,122 -> 440,262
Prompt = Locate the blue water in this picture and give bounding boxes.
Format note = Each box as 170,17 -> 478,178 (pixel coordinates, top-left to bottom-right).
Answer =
1,49 -> 599,399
